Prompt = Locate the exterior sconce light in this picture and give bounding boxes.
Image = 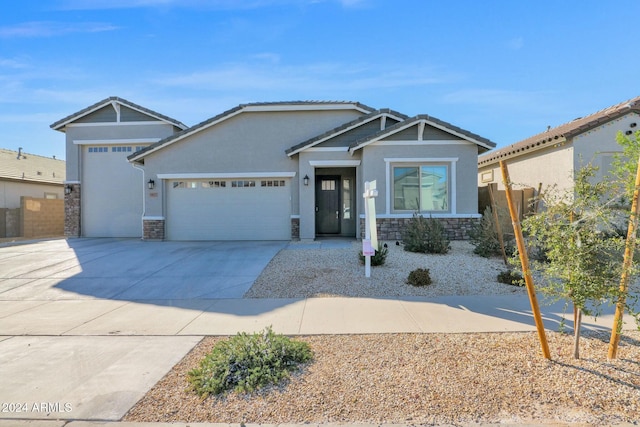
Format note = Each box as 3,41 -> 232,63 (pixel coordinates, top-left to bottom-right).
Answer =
147,179 -> 155,190
64,185 -> 73,195
303,175 -> 309,186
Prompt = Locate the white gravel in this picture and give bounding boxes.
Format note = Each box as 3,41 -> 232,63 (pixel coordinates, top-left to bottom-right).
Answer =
126,331 -> 640,426
125,239 -> 640,426
245,240 -> 526,298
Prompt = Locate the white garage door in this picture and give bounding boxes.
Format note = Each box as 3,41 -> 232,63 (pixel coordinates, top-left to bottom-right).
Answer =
166,178 -> 291,240
82,145 -> 143,237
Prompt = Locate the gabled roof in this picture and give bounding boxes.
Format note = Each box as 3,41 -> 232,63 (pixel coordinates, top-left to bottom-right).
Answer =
478,95 -> 640,167
128,101 -> 375,163
348,114 -> 497,153
286,108 -> 409,156
0,148 -> 65,185
50,96 -> 187,132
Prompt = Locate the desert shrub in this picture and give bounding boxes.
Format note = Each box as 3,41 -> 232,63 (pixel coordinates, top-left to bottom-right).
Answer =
188,326 -> 312,397
402,212 -> 450,254
407,268 -> 432,286
358,242 -> 388,266
470,207 -> 503,257
497,270 -> 524,287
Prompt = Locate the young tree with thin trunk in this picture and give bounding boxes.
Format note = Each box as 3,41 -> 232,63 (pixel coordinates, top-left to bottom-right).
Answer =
519,165 -> 626,359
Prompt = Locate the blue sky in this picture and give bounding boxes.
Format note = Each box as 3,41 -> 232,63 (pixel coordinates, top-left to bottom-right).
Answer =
1,0 -> 638,161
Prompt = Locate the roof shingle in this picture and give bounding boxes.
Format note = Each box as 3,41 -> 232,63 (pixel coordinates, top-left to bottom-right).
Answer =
0,148 -> 65,185
478,96 -> 640,166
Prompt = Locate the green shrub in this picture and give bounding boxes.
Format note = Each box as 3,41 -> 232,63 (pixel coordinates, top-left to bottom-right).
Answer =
407,268 -> 432,286
402,212 -> 450,254
188,326 -> 313,397
497,270 -> 524,287
358,242 -> 388,266
469,206 -> 515,258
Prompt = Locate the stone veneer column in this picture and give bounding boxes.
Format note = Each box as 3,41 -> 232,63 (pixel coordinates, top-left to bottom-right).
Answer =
143,219 -> 165,240
291,218 -> 300,240
64,183 -> 81,237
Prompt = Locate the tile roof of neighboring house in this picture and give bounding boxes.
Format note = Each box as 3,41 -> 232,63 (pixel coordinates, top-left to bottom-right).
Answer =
128,100 -> 376,162
348,114 -> 497,153
50,96 -> 188,131
286,108 -> 409,156
478,96 -> 640,167
0,148 -> 65,185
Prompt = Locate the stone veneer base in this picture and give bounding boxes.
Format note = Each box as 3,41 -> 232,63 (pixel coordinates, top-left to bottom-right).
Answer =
291,218 -> 300,240
143,219 -> 165,240
359,217 -> 479,241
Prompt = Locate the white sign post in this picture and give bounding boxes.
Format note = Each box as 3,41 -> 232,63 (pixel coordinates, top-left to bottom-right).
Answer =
363,180 -> 378,277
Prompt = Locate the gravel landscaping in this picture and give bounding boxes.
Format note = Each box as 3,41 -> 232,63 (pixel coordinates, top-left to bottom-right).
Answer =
245,240 -> 527,298
125,331 -> 640,425
125,240 -> 640,425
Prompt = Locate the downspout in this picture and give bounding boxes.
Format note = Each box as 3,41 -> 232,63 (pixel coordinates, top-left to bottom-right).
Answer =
131,163 -> 146,240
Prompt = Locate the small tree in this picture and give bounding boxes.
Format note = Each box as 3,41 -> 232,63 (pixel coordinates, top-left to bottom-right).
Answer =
606,130 -> 640,356
611,129 -> 640,204
519,165 -> 626,358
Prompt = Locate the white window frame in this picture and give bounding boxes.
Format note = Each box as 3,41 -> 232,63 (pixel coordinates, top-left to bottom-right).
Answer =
384,157 -> 457,215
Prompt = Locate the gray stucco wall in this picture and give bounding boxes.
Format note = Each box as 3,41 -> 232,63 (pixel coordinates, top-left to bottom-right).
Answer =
65,123 -> 178,182
142,109 -> 365,219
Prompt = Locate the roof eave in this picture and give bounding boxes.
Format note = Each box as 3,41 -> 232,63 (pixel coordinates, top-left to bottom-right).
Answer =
286,110 -> 408,157
478,136 -> 568,167
348,117 -> 496,153
50,96 -> 187,132
131,101 -> 375,162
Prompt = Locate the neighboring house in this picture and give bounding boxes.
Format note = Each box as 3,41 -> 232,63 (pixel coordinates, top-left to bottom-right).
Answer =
478,96 -> 640,194
53,97 -> 495,241
0,148 -> 66,237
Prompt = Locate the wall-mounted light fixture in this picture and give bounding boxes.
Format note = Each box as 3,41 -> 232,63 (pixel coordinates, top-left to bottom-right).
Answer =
631,122 -> 637,128
147,179 -> 155,190
64,185 -> 73,195
303,175 -> 309,186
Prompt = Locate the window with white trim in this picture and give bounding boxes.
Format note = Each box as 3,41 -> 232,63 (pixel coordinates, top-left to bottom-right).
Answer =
393,164 -> 449,212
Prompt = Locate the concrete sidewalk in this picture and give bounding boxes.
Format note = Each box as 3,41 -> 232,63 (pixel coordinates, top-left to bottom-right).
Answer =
0,294 -> 630,336
1,294 -> 635,424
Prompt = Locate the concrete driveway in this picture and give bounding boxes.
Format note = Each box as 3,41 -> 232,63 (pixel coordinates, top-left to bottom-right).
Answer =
0,237 -> 287,421
0,238 -> 287,301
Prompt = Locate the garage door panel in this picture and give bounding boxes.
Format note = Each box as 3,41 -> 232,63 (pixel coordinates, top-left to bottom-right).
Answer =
82,146 -> 142,238
166,180 -> 290,241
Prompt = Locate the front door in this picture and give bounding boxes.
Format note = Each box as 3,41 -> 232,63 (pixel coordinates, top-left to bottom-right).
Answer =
316,175 -> 340,234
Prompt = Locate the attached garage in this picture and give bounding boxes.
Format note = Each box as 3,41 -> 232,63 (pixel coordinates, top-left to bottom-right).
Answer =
81,145 -> 144,237
164,174 -> 294,241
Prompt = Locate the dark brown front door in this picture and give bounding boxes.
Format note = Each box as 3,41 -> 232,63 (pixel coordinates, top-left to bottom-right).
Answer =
316,176 -> 340,234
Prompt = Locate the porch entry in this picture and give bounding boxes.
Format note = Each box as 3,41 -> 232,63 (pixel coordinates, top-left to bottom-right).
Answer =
315,168 -> 357,237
